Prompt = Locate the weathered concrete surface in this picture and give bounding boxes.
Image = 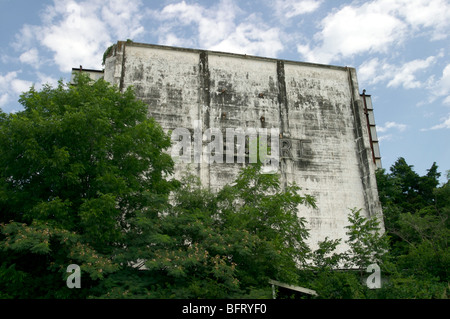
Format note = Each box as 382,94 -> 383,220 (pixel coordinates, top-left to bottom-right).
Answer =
103,41 -> 383,254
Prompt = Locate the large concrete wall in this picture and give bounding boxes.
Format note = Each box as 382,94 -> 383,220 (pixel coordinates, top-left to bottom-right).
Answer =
103,41 -> 383,253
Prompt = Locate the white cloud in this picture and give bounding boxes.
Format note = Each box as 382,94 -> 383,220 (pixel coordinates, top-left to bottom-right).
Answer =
358,58 -> 392,86
160,1 -> 206,25
443,96 -> 450,105
12,24 -> 37,51
387,56 -> 437,89
422,113 -> 450,130
19,48 -> 40,67
358,55 -> 438,90
297,0 -> 450,64
298,2 -> 406,64
0,71 -> 32,111
157,0 -> 238,48
378,134 -> 392,142
155,0 -> 283,58
209,15 -> 284,57
398,0 -> 450,40
0,71 -> 32,95
100,0 -> 145,40
0,71 -> 59,112
0,72 -> 18,88
274,0 -> 323,19
435,64 -> 450,102
431,115 -> 450,129
377,121 -> 407,133
159,32 -> 192,48
14,0 -> 145,72
36,72 -> 59,89
377,121 -> 407,142
0,93 -> 10,108
421,63 -> 450,106
11,79 -> 33,95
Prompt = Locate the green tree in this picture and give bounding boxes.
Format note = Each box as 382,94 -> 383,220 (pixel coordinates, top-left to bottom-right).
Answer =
376,158 -> 443,253
299,208 -> 388,299
344,208 -> 390,272
376,158 -> 441,217
309,237 -> 344,271
94,161 -> 315,299
219,163 -> 315,293
119,163 -> 316,299
374,158 -> 449,298
0,74 -> 176,298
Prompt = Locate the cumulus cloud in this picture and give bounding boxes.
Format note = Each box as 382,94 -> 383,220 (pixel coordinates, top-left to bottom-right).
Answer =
387,56 -> 437,89
154,0 -> 284,58
100,0 -> 145,40
376,121 -> 407,142
0,71 -> 32,111
0,72 -> 33,95
358,55 -> 439,90
433,64 -> 450,104
377,121 -> 407,133
358,58 -> 392,86
0,70 -> 59,112
0,72 -> 19,91
422,113 -> 450,131
209,14 -> 284,57
430,115 -> 450,130
36,72 -> 59,89
11,79 -> 33,95
399,0 -> 450,40
14,0 -> 145,72
156,0 -> 238,49
0,94 -> 9,108
297,2 -> 406,64
274,0 -> 323,19
297,0 -> 450,64
378,134 -> 393,142
415,62 -> 450,107
19,48 -> 40,67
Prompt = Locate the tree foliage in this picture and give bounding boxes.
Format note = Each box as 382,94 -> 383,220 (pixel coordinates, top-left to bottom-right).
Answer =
372,158 -> 449,298
93,163 -> 316,299
297,158 -> 448,299
1,74 -> 447,299
0,74 -> 176,298
298,208 -> 389,299
0,74 -> 316,299
344,208 -> 389,272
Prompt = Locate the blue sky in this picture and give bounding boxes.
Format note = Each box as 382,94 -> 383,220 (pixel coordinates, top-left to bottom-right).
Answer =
1,0 -> 449,182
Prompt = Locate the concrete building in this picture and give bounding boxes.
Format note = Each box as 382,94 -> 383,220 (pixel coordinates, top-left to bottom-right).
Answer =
73,40 -> 384,254
71,66 -> 104,83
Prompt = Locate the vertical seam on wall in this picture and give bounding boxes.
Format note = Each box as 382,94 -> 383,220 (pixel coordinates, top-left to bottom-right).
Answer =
119,43 -> 126,92
199,51 -> 211,189
277,60 -> 289,190
277,60 -> 289,137
347,67 -> 371,217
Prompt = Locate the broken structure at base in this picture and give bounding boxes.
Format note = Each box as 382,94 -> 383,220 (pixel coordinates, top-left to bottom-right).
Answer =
72,40 -> 384,254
